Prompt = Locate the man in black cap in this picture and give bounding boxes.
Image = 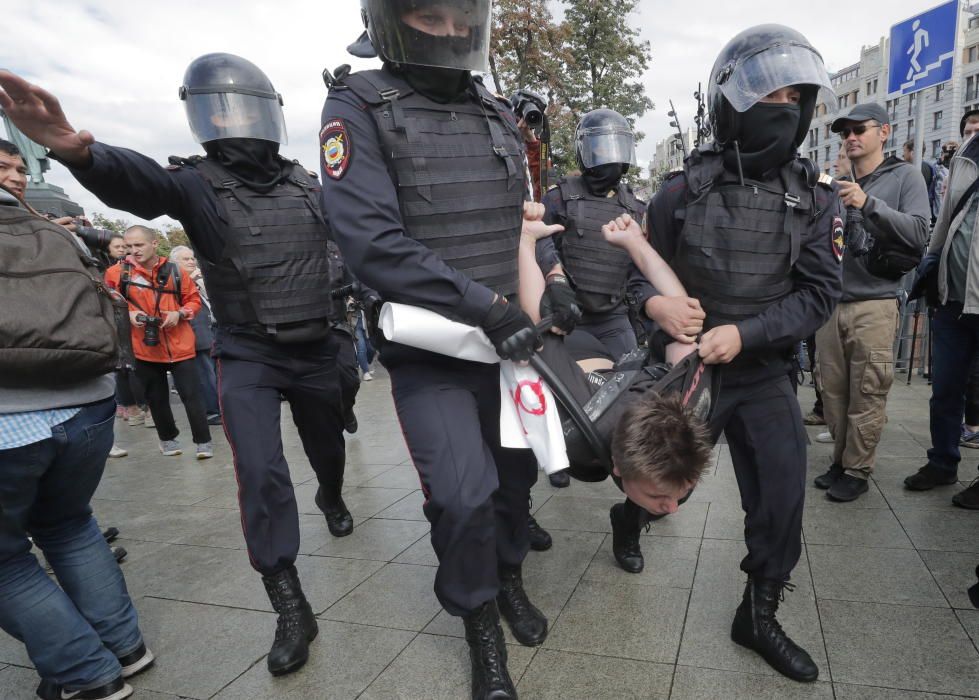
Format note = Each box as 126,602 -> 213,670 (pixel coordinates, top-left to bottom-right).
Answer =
815,103 -> 929,501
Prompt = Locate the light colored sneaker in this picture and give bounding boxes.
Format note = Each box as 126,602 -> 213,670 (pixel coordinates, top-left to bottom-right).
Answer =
108,445 -> 128,458
144,411 -> 155,429
126,411 -> 145,427
961,427 -> 979,449
159,440 -> 182,456
815,431 -> 834,443
803,411 -> 826,426
196,442 -> 214,460
363,371 -> 374,381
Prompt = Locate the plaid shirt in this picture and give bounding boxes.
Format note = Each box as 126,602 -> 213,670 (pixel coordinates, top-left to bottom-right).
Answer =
0,408 -> 82,450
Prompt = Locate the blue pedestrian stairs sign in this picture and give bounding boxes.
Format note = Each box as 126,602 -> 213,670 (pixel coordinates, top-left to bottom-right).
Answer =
888,0 -> 959,96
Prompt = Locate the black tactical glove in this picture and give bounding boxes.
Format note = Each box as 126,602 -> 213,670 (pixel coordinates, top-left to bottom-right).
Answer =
539,274 -> 581,333
482,296 -> 539,362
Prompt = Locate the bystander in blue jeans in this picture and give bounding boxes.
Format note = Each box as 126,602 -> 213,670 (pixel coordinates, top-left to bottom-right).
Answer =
354,314 -> 375,374
0,398 -> 144,692
927,303 -> 979,475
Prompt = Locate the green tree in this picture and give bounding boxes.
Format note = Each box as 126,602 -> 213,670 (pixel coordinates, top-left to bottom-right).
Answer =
549,0 -> 653,176
90,212 -> 129,234
489,0 -> 571,97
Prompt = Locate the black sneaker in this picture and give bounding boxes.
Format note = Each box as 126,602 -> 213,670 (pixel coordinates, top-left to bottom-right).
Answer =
118,643 -> 155,678
813,463 -> 843,490
826,474 -> 869,502
904,464 -> 959,491
206,414 -> 223,426
527,515 -> 552,551
37,676 -> 132,700
953,478 -> 979,510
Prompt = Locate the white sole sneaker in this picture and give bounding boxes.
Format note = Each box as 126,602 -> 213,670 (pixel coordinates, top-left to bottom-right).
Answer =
815,431 -> 834,443
108,446 -> 128,458
119,646 -> 155,678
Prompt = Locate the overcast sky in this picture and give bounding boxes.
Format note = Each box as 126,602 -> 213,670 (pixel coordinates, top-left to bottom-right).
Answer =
2,0 -> 945,228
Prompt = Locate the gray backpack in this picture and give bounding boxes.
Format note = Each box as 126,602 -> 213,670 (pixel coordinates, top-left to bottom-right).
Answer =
0,205 -> 121,388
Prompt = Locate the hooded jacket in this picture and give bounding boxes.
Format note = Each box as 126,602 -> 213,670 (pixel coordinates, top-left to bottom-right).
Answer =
841,157 -> 930,302
928,135 -> 979,312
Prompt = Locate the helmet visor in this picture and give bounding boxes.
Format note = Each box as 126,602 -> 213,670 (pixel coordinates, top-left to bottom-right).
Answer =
183,92 -> 288,145
719,42 -> 834,113
366,0 -> 491,72
577,127 -> 637,169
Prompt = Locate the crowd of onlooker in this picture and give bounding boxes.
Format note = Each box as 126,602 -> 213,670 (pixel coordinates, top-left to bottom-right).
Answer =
802,105 -> 979,510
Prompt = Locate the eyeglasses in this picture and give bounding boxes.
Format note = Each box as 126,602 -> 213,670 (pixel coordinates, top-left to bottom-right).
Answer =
839,123 -> 881,138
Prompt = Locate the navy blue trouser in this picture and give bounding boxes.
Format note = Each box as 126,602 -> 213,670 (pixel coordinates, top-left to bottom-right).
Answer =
711,371 -> 806,581
194,351 -> 220,417
927,303 -> 979,475
0,398 -> 143,691
388,351 -> 538,616
332,329 -> 360,419
214,330 -> 346,576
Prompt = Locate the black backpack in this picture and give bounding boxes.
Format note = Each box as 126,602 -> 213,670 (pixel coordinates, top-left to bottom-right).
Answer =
0,206 -> 122,388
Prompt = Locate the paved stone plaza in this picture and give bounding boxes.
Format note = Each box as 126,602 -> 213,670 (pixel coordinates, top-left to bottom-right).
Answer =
2,371 -> 978,699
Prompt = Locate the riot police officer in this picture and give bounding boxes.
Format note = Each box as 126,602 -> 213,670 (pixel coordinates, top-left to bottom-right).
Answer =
627,25 -> 843,682
320,2 -> 568,697
541,109 -> 645,359
0,55 -> 350,677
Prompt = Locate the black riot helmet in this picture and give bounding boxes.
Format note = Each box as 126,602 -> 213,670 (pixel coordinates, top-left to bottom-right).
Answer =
179,53 -> 287,145
358,0 -> 492,72
574,109 -> 637,171
707,24 -> 833,149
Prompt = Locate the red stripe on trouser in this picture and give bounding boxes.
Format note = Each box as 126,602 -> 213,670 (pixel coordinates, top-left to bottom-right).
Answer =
216,358 -> 259,571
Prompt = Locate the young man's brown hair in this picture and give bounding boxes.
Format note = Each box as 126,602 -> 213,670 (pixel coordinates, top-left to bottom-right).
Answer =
609,392 -> 712,489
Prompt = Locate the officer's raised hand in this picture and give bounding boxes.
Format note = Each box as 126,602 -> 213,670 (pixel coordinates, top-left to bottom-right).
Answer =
698,325 -> 743,365
645,295 -> 705,344
0,70 -> 93,166
482,295 -> 539,362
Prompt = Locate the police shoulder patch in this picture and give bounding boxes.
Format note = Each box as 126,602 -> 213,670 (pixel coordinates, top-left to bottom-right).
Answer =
832,215 -> 845,263
320,118 -> 352,180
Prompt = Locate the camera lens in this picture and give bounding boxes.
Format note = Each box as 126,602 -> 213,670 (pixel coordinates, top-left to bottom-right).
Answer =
523,106 -> 543,128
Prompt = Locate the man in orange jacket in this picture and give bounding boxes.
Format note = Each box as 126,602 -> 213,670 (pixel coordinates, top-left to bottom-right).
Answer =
105,225 -> 213,458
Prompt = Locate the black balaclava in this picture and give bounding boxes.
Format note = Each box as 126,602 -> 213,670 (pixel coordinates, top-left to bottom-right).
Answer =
399,63 -> 471,103
582,164 -> 626,195
203,138 -> 290,193
723,102 -> 801,179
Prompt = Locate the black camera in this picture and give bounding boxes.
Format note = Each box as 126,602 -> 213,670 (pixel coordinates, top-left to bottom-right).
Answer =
509,89 -> 547,130
136,314 -> 162,346
74,223 -> 115,252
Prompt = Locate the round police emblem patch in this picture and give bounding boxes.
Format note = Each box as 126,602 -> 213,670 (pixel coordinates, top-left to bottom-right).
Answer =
320,118 -> 351,180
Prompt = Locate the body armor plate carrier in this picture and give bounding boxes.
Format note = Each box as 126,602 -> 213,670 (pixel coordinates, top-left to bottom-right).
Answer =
340,69 -> 526,297
557,176 -> 644,313
675,146 -> 814,328
182,157 -> 334,336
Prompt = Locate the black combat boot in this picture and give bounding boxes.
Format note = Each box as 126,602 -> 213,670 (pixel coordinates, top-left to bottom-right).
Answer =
262,566 -> 319,676
315,485 -> 353,537
496,564 -> 548,646
463,601 -> 517,700
730,577 -> 818,682
609,503 -> 644,573
527,515 -> 552,551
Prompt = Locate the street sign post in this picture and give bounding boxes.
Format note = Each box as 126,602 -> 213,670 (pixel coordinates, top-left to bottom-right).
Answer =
888,0 -> 959,97
887,1 -> 960,169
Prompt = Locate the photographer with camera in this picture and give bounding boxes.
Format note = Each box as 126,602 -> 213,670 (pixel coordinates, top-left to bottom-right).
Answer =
510,89 -> 549,202
104,225 -> 213,459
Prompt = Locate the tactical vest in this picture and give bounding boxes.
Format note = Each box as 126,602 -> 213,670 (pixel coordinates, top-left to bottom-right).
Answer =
179,157 -> 334,335
340,69 -> 526,297
674,146 -> 814,327
557,176 -> 644,313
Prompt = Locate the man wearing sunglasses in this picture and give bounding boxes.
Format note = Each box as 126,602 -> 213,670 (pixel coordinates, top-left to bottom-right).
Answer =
814,103 -> 930,501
